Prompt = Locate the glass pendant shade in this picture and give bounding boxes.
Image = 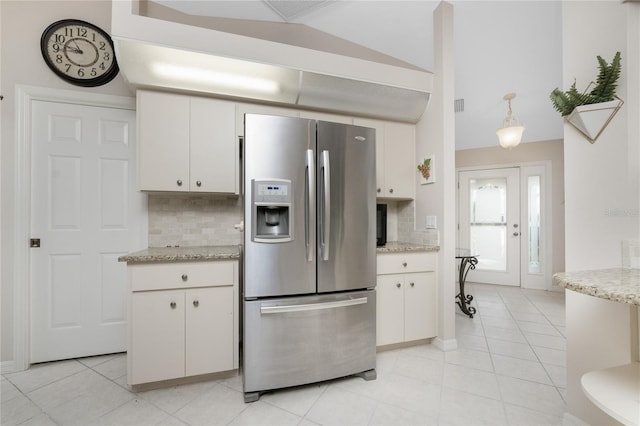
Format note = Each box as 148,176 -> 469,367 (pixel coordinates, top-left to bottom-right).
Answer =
497,93 -> 525,149
497,124 -> 525,149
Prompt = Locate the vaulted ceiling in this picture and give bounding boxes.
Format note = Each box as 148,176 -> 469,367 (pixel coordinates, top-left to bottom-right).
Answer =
154,1 -> 564,150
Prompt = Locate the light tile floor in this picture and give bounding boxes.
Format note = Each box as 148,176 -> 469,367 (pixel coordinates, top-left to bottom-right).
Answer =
2,283 -> 566,425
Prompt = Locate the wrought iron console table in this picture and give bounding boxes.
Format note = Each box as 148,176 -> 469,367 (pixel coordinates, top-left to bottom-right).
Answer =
456,248 -> 478,318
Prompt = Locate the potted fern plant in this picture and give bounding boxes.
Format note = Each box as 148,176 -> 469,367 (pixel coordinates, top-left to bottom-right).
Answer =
549,52 -> 623,143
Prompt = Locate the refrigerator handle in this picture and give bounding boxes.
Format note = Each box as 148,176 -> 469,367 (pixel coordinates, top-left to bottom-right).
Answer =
305,149 -> 314,262
320,150 -> 331,261
260,297 -> 368,314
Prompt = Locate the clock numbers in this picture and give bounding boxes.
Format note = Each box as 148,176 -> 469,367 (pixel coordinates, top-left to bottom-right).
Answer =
42,19 -> 119,86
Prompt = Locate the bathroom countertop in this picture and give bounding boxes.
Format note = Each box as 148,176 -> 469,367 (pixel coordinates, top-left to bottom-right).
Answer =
377,241 -> 440,254
553,268 -> 640,306
118,245 -> 241,263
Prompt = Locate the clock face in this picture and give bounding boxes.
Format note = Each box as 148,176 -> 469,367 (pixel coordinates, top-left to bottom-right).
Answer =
41,19 -> 119,87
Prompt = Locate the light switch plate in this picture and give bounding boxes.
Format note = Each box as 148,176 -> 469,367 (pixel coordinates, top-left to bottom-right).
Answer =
426,215 -> 437,229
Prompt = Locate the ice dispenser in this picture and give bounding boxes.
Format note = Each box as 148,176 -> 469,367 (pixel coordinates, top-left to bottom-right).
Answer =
252,179 -> 292,243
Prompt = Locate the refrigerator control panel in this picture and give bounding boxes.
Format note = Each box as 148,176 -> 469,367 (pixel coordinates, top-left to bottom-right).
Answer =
254,180 -> 291,203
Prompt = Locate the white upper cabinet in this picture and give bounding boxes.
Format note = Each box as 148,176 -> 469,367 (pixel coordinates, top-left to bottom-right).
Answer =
137,90 -> 238,194
190,97 -> 237,193
138,91 -> 190,192
383,122 -> 415,199
354,118 -> 415,199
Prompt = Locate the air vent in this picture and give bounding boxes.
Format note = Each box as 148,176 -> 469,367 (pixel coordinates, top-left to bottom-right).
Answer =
454,98 -> 465,113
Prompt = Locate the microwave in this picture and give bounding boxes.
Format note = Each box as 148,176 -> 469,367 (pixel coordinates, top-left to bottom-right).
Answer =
376,204 -> 387,247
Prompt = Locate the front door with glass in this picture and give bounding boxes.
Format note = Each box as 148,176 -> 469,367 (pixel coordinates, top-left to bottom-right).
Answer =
458,168 -> 521,286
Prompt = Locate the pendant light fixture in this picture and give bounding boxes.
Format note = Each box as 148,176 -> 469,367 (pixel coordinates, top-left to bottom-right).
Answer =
496,92 -> 525,149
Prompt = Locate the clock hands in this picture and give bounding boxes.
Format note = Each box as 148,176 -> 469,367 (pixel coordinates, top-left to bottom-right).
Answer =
62,39 -> 83,54
71,39 -> 83,54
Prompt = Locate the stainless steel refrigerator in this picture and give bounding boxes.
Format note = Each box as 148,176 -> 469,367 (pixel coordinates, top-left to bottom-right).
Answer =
242,114 -> 377,402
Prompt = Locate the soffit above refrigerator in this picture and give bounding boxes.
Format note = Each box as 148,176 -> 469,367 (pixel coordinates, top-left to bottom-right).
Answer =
112,0 -> 433,122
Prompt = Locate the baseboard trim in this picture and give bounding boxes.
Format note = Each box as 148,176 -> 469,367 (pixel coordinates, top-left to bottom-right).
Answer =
432,337 -> 458,351
1,360 -> 17,375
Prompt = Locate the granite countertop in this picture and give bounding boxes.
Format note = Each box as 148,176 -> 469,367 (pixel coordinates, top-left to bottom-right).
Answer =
554,268 -> 640,306
377,241 -> 440,254
120,241 -> 437,263
118,245 -> 241,263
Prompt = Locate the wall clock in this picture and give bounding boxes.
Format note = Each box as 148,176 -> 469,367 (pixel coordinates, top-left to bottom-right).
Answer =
40,19 -> 119,87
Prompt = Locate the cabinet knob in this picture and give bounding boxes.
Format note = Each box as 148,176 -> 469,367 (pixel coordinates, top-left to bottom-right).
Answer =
402,262 -> 407,267
389,188 -> 394,194
170,301 -> 177,309
410,282 -> 415,287
396,283 -> 401,288
193,300 -> 199,307
176,179 -> 183,186
377,188 -> 381,193
196,180 -> 202,187
181,274 -> 188,281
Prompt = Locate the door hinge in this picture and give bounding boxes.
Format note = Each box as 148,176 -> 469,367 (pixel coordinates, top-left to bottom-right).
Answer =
30,238 -> 40,248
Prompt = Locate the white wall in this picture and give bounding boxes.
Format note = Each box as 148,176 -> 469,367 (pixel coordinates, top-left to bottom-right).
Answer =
453,1 -> 563,149
564,2 -> 637,271
0,1 -> 134,363
563,1 -> 640,423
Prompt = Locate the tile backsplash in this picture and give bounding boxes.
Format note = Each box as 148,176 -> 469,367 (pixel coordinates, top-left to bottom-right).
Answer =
384,200 -> 439,246
148,194 -> 438,248
148,194 -> 243,247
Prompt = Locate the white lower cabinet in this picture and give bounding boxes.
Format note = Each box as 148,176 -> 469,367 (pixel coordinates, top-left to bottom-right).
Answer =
376,252 -> 437,346
127,260 -> 238,385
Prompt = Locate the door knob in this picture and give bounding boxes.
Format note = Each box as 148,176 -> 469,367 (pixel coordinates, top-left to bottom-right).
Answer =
513,224 -> 519,228
513,232 -> 520,236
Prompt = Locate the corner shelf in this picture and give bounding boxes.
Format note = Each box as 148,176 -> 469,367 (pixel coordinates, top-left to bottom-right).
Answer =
581,361 -> 640,426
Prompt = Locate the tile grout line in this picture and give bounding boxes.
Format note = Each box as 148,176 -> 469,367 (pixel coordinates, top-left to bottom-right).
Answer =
520,292 -> 568,403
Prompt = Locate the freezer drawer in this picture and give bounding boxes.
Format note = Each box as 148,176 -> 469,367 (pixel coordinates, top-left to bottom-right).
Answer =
243,290 -> 376,394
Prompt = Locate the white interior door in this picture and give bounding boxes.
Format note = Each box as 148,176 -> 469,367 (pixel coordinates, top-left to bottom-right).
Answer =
30,100 -> 146,363
458,168 -> 520,286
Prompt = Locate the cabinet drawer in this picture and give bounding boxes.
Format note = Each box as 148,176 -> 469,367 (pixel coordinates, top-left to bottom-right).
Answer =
129,261 -> 235,292
377,252 -> 436,275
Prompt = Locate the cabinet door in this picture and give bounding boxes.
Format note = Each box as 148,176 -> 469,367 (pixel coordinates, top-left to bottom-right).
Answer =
376,275 -> 405,346
354,118 -> 385,197
185,286 -> 234,376
190,97 -> 237,194
137,91 -> 190,191
383,122 -> 415,199
404,272 -> 437,341
130,290 -> 185,384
